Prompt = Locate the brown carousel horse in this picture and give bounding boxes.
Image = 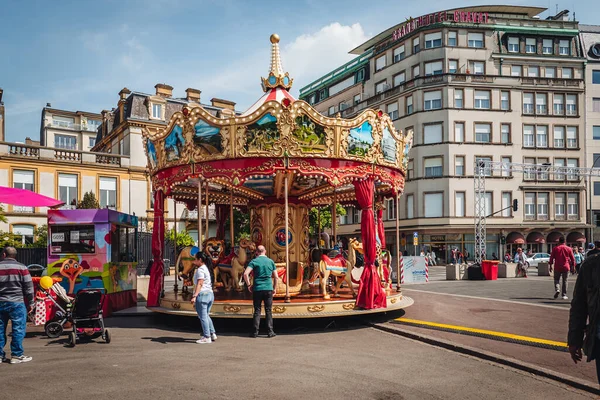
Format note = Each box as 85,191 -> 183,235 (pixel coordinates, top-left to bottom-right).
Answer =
348,238 -> 393,291
215,238 -> 256,291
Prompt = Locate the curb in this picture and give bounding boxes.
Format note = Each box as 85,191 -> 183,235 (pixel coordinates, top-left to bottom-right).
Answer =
370,322 -> 600,396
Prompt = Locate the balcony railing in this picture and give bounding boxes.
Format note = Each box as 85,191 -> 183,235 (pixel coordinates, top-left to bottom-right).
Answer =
0,142 -> 129,167
48,121 -> 99,132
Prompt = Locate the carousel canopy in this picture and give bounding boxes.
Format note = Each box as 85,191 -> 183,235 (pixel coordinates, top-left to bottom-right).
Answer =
144,34 -> 413,208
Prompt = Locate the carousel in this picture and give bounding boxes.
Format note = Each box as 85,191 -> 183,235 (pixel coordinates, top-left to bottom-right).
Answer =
145,34 -> 414,318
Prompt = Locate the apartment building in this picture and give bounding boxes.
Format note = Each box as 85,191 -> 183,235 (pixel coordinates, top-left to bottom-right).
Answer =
300,5 -> 587,263
40,106 -> 102,152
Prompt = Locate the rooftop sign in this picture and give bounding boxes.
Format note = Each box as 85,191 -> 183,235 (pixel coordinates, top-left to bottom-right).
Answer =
392,10 -> 490,41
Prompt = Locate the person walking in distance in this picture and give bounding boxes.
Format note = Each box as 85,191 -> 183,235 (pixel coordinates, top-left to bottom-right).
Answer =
244,245 -> 278,338
574,246 -> 584,275
549,237 -> 575,300
0,247 -> 34,364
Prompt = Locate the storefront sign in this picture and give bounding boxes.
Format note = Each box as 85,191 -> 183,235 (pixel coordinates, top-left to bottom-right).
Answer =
391,10 -> 490,42
430,235 -> 446,242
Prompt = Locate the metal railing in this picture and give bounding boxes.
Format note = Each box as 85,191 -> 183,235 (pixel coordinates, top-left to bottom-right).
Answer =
0,142 -> 128,167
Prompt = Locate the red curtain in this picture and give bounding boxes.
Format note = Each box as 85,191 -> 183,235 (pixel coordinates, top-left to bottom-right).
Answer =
377,207 -> 386,249
353,178 -> 387,309
216,204 -> 228,239
147,190 -> 165,307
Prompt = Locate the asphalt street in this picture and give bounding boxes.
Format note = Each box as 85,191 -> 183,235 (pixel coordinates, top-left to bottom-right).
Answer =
0,315 -> 595,400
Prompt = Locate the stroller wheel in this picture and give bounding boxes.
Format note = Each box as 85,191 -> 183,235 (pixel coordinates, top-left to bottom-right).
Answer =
104,329 -> 111,344
68,331 -> 76,347
45,321 -> 64,338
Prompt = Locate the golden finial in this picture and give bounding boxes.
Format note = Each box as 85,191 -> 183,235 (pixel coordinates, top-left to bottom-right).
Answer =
261,33 -> 293,92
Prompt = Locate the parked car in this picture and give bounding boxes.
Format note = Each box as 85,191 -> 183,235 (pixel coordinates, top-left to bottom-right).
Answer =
525,253 -> 550,267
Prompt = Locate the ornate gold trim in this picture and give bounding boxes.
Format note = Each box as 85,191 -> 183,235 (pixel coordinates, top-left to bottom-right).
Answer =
307,305 -> 325,313
342,303 -> 355,310
273,306 -> 287,314
223,305 -> 241,313
172,302 -> 181,310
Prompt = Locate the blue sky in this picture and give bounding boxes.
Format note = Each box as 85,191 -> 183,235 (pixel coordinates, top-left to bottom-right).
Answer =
1,0 -> 597,142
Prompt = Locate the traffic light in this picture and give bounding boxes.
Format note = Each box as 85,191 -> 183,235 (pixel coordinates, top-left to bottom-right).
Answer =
500,235 -> 506,245
512,199 -> 518,212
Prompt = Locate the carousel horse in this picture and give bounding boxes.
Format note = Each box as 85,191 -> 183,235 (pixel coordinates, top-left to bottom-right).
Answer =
318,240 -> 359,299
347,238 -> 393,290
215,238 -> 256,291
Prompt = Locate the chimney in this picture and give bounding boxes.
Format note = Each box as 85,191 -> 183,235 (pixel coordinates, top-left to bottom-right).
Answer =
118,87 -> 131,121
185,88 -> 201,103
155,83 -> 173,98
46,102 -> 52,108
210,98 -> 236,111
101,109 -> 110,139
119,87 -> 131,100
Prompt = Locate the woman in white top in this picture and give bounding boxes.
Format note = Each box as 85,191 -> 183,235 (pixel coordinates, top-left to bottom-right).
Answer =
191,252 -> 217,344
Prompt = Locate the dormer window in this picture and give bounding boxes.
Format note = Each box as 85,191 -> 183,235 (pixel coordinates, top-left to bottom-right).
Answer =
152,104 -> 162,119
147,96 -> 167,121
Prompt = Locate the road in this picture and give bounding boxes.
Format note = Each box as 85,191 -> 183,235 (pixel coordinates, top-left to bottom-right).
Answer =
0,315 -> 594,399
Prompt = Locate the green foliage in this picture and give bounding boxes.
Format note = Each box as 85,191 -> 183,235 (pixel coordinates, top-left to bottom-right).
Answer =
0,231 -> 24,248
224,209 -> 250,243
167,228 -> 196,248
33,224 -> 48,247
0,206 -> 7,223
309,204 -> 347,236
77,191 -> 99,209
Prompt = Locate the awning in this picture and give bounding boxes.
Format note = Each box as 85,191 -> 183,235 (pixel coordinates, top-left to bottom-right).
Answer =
526,232 -> 545,244
0,186 -> 63,208
546,231 -> 564,243
506,232 -> 525,244
566,231 -> 586,243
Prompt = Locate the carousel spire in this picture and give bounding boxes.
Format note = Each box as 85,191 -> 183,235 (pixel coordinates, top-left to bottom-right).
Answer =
261,33 -> 293,92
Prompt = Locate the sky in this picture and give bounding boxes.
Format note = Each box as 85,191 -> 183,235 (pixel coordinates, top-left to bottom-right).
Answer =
0,0 -> 598,143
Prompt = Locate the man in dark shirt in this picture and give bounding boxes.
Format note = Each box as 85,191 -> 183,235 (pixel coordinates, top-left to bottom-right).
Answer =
0,247 -> 34,364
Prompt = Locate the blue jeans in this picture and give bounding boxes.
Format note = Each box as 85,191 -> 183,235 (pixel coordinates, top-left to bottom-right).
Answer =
195,291 -> 215,338
0,301 -> 27,358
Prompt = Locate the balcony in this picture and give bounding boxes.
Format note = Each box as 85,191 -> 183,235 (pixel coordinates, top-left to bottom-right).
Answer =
48,121 -> 100,132
520,77 -> 584,89
0,142 -> 130,167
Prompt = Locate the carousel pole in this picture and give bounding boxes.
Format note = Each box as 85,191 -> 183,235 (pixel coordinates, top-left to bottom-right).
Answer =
396,193 -> 401,293
284,174 -> 291,303
198,180 -> 202,250
205,181 -> 209,241
230,189 -> 234,251
317,207 -> 321,249
173,200 -> 177,293
332,190 -> 337,248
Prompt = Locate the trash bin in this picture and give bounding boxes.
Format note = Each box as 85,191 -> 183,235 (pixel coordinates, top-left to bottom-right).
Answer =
27,264 -> 45,277
481,260 -> 499,280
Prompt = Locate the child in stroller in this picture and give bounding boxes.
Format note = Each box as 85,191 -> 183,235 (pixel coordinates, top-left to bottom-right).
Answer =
40,280 -> 111,347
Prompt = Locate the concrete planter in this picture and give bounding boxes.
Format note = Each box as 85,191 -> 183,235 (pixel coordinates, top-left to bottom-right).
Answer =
537,262 -> 550,276
498,263 -> 517,278
137,275 -> 150,301
446,264 -> 468,280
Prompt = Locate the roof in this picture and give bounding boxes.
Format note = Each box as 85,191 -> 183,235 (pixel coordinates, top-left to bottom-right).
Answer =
349,5 -> 547,54
43,107 -> 102,118
580,24 -> 600,33
241,87 -> 296,117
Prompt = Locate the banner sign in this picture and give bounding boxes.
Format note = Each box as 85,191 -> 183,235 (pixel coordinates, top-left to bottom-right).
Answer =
401,256 -> 428,284
392,10 -> 490,41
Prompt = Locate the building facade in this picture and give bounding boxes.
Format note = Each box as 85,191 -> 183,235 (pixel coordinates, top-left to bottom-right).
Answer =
300,5 -> 588,263
40,106 -> 102,152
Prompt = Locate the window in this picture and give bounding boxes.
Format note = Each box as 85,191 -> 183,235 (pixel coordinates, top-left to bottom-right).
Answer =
525,193 -> 535,219
593,98 -> 600,112
393,45 -> 405,62
525,38 -> 536,53
567,127 -> 577,148
413,37 -> 420,53
89,137 -> 96,147
425,61 -> 443,76
375,55 -> 386,72
448,60 -> 458,73
555,193 -> 566,219
406,96 -> 413,114
407,159 -> 414,179
537,158 -> 549,180
87,119 -> 101,132
508,37 -> 519,53
567,158 -> 578,181
501,124 -> 510,143
50,224 -> 95,254
99,177 -> 117,209
568,193 -> 579,219
152,103 -> 162,119
523,93 -> 534,114
536,93 -> 547,115
474,90 -> 490,109
475,156 -> 492,176
406,195 -> 414,219
563,67 -> 573,79
354,94 -> 361,105
455,156 -> 465,176
412,64 -> 420,78
328,106 -> 335,116
308,94 -> 316,105
424,157 -> 443,177
448,31 -> 457,46
454,89 -> 463,108
55,134 -> 77,150
537,193 -> 549,220
543,39 -> 553,54
13,225 -> 34,246
502,192 -> 512,217
475,123 -> 491,143
553,94 -> 564,115
566,94 -> 577,115
554,158 -> 566,181
319,89 -> 328,101
387,103 -> 398,120
58,173 -> 78,207
523,126 -> 535,148
501,157 -> 511,177
470,61 -> 485,75
329,76 -> 355,96
501,91 -> 510,110
13,170 -> 34,213
594,126 -> 600,140
524,157 -> 536,180
455,122 -> 464,142
468,32 -> 484,48
528,66 -> 539,77
536,125 -> 548,148
393,71 -> 405,87
52,115 -> 75,129
559,40 -> 570,55
595,182 -> 600,196
425,32 -> 442,49
593,70 -> 600,83
455,192 -> 465,217
511,65 -> 522,77
483,192 -> 493,217
386,199 -> 397,220
553,126 -> 565,148
545,67 -> 555,78
424,193 -> 443,217
375,80 -> 387,94
424,90 -> 442,110
424,123 -> 443,144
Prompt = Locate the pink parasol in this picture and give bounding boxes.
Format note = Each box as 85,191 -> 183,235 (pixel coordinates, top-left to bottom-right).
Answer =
0,186 -> 64,208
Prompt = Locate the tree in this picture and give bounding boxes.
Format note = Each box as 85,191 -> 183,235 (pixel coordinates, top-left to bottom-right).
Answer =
0,206 -> 7,223
77,191 -> 99,209
33,224 -> 48,247
166,228 -> 196,248
0,231 -> 24,248
309,204 -> 347,236
224,209 -> 250,243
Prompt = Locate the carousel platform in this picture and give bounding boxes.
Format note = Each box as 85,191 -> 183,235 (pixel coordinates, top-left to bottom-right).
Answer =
150,286 -> 412,319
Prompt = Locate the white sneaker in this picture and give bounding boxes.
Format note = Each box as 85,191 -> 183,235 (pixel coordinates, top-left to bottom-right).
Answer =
196,337 -> 212,344
562,295 -> 569,300
211,333 -> 217,341
10,355 -> 32,364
